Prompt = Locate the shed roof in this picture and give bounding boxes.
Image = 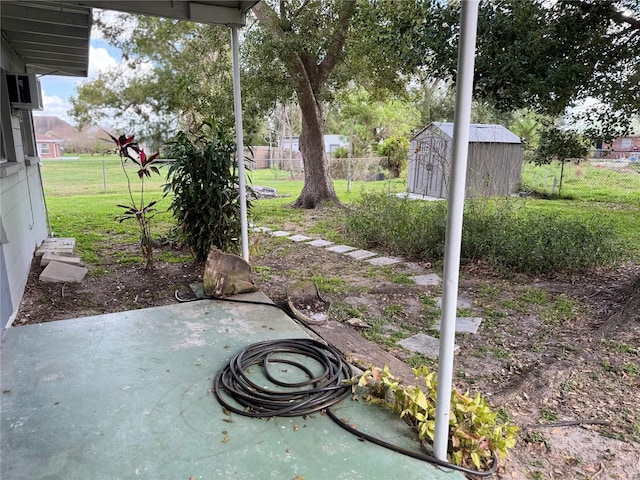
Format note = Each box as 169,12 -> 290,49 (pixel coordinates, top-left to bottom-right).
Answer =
413,122 -> 521,144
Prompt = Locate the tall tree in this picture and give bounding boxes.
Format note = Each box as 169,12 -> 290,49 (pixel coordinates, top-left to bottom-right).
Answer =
245,0 -> 434,208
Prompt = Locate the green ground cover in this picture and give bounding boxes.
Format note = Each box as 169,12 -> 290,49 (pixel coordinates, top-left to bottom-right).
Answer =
41,157 -> 640,262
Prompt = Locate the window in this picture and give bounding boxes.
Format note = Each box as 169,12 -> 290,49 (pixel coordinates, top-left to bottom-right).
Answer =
620,138 -> 632,150
39,143 -> 50,155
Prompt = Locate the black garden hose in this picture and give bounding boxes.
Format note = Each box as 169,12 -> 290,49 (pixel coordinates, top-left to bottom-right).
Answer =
213,338 -> 352,417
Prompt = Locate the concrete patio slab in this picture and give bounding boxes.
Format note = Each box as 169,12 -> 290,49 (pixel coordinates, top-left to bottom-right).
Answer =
367,256 -> 403,266
1,294 -> 463,480
345,249 -> 378,260
39,261 -> 87,283
326,244 -> 357,253
434,317 -> 483,335
270,230 -> 291,237
399,333 -> 458,358
288,234 -> 313,242
410,274 -> 442,286
307,239 -> 334,247
40,252 -> 81,267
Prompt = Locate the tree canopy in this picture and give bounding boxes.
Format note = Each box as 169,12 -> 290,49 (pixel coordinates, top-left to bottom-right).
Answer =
426,0 -> 640,142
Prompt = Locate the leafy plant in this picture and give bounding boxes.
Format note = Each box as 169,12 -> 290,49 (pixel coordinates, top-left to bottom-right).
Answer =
352,365 -> 519,470
164,120 -> 250,261
109,132 -> 162,269
377,136 -> 409,178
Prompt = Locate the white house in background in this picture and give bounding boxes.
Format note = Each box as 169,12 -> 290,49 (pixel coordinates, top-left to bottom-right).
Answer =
278,135 -> 349,156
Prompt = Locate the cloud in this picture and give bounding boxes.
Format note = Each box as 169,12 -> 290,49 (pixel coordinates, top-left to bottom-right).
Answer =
33,92 -> 75,125
87,46 -> 120,78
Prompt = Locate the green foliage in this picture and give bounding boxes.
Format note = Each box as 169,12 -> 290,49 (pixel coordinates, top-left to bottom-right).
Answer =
426,1 -> 640,142
377,136 -> 409,178
345,193 -> 623,274
353,365 -> 519,470
531,126 -> 590,166
110,133 -> 163,268
164,120 -> 250,260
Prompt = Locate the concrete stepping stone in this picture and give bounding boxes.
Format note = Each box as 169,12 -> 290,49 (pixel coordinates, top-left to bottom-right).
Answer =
399,333 -> 458,358
367,256 -> 402,266
270,230 -> 291,237
35,238 -> 76,256
345,249 -> 377,260
410,274 -> 442,286
326,244 -> 356,253
288,234 -> 313,242
40,252 -> 81,267
39,261 -> 87,283
252,226 -> 272,233
434,317 -> 483,335
308,239 -> 334,247
435,295 -> 473,309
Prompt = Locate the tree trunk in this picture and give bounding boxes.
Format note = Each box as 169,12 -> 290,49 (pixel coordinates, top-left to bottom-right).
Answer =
293,85 -> 339,208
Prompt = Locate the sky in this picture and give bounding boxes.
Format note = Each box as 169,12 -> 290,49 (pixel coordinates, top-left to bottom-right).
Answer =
33,23 -> 122,126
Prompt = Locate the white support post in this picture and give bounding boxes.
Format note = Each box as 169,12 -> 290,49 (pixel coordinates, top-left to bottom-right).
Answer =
433,0 -> 479,461
231,25 -> 250,262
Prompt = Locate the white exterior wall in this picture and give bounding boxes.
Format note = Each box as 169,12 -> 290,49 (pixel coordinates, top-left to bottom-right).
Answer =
1,38 -> 48,330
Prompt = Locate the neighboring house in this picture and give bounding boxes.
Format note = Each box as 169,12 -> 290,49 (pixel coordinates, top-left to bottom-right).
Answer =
408,122 -> 524,199
0,1 -> 257,331
604,135 -> 640,160
278,135 -> 349,157
36,133 -> 63,158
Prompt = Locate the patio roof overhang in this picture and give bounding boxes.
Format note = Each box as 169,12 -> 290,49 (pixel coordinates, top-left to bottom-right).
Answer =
0,1 -> 259,77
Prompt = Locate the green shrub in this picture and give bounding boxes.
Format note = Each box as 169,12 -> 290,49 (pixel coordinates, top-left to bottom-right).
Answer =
164,120 -> 250,261
353,365 -> 519,470
345,193 -> 622,274
377,136 -> 409,178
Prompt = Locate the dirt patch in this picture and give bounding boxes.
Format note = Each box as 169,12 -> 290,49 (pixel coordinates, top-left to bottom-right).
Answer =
13,226 -> 640,479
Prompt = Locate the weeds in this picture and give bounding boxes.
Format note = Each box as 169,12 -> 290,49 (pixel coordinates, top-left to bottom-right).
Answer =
345,193 -> 622,274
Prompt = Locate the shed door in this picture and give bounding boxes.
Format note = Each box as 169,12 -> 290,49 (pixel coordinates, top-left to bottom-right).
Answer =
412,135 -> 447,198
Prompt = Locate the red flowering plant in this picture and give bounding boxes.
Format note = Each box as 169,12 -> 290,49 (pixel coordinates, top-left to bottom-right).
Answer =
108,132 -> 162,269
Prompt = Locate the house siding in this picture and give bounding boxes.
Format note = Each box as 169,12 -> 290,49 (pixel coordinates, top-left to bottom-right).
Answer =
1,38 -> 48,330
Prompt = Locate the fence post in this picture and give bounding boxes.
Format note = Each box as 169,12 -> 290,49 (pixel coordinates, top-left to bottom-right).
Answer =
102,160 -> 107,193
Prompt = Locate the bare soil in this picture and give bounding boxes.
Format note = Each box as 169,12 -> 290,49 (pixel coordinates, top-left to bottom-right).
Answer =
13,213 -> 640,480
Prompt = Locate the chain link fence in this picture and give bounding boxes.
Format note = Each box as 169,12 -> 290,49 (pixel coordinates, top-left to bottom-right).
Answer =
520,158 -> 640,201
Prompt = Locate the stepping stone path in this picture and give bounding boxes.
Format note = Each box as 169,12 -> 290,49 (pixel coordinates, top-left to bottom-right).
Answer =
345,249 -> 377,260
434,317 -> 483,335
257,226 -> 485,357
367,256 -> 402,266
288,234 -> 313,242
410,274 -> 443,286
326,244 -> 357,253
307,239 -> 334,247
399,333 -> 459,358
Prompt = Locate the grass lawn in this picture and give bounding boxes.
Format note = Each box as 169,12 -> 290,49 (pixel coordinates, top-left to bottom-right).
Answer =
41,156 -> 640,261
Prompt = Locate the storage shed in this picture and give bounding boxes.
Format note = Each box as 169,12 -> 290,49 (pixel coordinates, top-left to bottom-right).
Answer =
408,122 -> 523,198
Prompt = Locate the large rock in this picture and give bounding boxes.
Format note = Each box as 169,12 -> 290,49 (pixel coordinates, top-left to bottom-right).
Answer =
203,247 -> 257,298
